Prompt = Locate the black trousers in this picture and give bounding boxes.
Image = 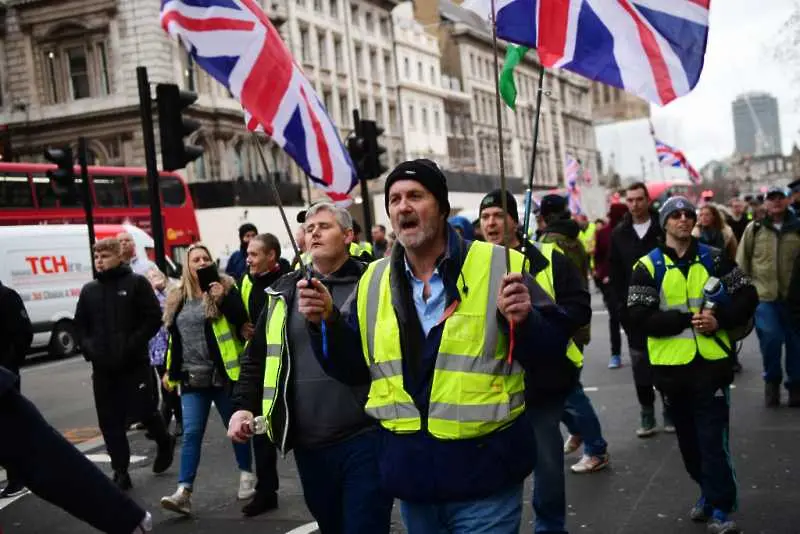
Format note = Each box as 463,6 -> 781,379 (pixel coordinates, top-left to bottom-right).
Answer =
253,433 -> 279,494
597,280 -> 622,356
155,364 -> 182,429
92,364 -> 169,471
662,385 -> 737,513
0,386 -> 145,533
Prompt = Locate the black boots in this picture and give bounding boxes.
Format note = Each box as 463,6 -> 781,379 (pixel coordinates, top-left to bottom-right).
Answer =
113,469 -> 132,490
241,491 -> 278,517
152,435 -> 176,474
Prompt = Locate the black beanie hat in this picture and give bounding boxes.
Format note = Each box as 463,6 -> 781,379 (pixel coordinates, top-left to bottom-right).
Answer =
238,223 -> 258,240
479,189 -> 519,223
539,194 -> 568,218
384,159 -> 450,216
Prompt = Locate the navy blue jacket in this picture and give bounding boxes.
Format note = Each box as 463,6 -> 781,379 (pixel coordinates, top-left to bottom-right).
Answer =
225,249 -> 247,279
308,226 -> 574,503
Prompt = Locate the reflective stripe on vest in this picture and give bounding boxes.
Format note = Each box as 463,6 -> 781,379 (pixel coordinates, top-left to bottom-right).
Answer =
357,241 -> 527,440
211,316 -> 243,380
532,242 -> 584,368
638,252 -> 731,365
241,275 -> 253,319
261,295 -> 287,444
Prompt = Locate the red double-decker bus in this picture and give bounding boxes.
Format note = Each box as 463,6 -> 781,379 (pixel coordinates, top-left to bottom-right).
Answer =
0,162 -> 200,264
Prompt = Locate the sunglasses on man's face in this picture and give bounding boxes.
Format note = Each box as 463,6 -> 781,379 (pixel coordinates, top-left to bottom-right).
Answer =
668,210 -> 695,221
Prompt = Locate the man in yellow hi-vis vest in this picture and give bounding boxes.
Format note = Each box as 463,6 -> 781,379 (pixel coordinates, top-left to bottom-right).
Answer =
228,203 -> 392,532
478,189 -> 597,534
627,197 -> 758,534
295,159 -> 575,533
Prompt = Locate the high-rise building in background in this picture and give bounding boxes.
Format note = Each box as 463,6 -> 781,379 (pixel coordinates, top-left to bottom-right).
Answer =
732,92 -> 782,156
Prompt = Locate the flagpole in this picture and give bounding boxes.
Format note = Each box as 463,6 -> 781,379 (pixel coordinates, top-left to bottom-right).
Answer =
649,120 -> 666,182
252,132 -> 306,271
521,64 -> 546,244
490,0 -> 512,272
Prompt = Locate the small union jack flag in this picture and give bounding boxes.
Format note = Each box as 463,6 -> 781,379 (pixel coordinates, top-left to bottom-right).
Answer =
160,0 -> 357,204
565,154 -> 583,215
655,138 -> 701,184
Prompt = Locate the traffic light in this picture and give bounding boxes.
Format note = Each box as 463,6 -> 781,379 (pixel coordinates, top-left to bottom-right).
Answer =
156,83 -> 204,171
360,120 -> 388,180
44,146 -> 75,197
347,133 -> 368,179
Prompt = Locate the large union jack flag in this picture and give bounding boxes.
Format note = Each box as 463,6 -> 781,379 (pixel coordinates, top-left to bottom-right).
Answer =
464,0 -> 710,106
655,138 -> 700,184
160,0 -> 357,204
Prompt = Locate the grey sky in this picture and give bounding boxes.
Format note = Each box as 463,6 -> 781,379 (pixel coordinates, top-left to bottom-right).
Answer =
595,0 -> 797,181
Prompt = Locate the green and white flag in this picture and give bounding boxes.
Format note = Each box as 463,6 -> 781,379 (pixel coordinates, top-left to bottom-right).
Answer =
499,45 -> 530,110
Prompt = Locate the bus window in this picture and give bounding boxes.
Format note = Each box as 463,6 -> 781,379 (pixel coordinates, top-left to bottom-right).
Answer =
93,175 -> 128,207
129,175 -> 150,207
0,173 -> 34,208
32,173 -> 84,208
160,176 -> 185,207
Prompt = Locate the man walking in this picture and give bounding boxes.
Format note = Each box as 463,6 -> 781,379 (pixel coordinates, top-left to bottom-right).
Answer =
74,238 -> 175,489
226,223 -> 259,279
296,159 -> 575,533
478,189 -> 591,534
229,203 -> 392,532
628,197 -> 757,534
736,186 -> 800,406
371,224 -> 389,258
725,197 -> 750,243
117,231 -> 156,276
236,232 -> 287,516
609,182 -> 669,436
0,280 -> 33,498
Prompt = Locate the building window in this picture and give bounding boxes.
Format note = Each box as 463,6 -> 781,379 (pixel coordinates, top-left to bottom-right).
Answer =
354,44 -> 363,78
408,103 -> 415,129
389,104 -> 397,134
421,106 -> 428,129
339,94 -> 349,126
417,61 -> 423,82
360,97 -> 369,118
365,11 -> 374,33
369,48 -> 378,79
434,110 -> 441,134
403,56 -> 410,79
318,34 -> 328,69
469,53 -> 475,76
300,28 -> 310,63
383,52 -> 393,84
314,0 -> 323,12
375,102 -> 384,123
430,65 -> 436,86
42,33 -> 111,104
329,0 -> 338,17
380,17 -> 389,37
334,37 -> 344,72
350,3 -> 359,26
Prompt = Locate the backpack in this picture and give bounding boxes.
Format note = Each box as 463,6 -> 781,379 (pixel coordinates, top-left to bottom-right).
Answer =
647,244 -> 754,345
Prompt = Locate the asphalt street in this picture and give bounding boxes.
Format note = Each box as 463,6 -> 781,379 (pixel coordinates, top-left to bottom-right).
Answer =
3,295 -> 800,533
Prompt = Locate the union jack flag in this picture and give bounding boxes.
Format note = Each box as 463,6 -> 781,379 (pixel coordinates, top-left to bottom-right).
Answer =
160,0 -> 357,204
655,138 -> 701,184
464,0 -> 710,106
565,154 -> 583,214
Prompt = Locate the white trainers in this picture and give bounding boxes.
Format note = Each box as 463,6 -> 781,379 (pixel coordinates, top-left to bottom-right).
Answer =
160,486 -> 192,516
570,453 -> 610,474
134,511 -> 153,532
563,434 -> 583,455
238,470 -> 257,500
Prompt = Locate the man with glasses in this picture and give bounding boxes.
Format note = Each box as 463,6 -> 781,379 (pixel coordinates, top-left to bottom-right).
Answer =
628,197 -> 757,534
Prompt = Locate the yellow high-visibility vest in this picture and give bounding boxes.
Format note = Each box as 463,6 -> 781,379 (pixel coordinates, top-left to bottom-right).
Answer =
637,251 -> 731,365
165,314 -> 243,388
356,241 -> 526,440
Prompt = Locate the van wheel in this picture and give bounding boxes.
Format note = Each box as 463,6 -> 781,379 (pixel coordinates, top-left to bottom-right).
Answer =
50,321 -> 78,358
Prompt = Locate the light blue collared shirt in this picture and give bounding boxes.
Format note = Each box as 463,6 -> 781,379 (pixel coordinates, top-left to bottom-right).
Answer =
403,256 -> 446,337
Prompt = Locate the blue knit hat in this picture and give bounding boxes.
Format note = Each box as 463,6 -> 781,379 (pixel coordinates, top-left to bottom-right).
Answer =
658,196 -> 696,229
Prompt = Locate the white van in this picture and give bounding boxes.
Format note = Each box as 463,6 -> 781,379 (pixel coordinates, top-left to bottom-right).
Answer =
0,224 -> 169,358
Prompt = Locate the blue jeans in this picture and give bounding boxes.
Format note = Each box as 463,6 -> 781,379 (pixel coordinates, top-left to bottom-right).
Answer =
528,402 -> 567,534
755,302 -> 800,388
178,387 -> 252,488
400,483 -> 523,534
562,383 -> 607,456
294,431 -> 392,534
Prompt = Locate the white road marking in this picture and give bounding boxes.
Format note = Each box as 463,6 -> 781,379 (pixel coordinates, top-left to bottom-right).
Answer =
583,387 -> 599,392
285,522 -> 319,534
0,491 -> 30,511
85,454 -> 147,464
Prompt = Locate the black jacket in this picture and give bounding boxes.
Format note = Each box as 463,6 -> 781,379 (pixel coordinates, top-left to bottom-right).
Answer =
0,282 -> 33,375
517,238 -> 590,404
232,259 -> 373,452
788,252 -> 800,327
609,210 -> 663,348
74,265 -> 161,371
164,276 -> 249,388
627,239 -> 758,391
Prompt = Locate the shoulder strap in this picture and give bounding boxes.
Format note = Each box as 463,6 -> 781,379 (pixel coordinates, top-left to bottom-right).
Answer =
646,248 -> 667,287
696,243 -> 716,275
